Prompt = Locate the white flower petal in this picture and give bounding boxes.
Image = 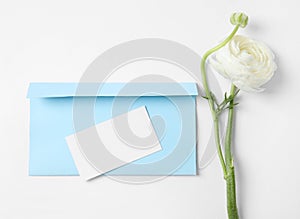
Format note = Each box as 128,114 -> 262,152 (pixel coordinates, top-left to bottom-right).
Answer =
209,35 -> 277,92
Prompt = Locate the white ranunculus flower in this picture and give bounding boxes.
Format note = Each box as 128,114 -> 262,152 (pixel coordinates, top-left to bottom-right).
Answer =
210,35 -> 277,92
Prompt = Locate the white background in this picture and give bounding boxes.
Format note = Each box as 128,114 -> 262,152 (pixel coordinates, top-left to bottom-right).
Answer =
0,0 -> 299,218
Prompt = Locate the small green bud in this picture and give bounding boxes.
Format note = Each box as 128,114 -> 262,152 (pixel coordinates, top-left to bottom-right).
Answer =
230,12 -> 248,28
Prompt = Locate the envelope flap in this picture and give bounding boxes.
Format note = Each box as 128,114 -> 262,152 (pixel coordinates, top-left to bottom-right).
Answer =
27,83 -> 198,98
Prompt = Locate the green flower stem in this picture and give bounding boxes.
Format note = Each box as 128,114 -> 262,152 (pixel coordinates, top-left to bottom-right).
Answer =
225,84 -> 239,219
200,25 -> 240,177
226,165 -> 238,219
225,84 -> 236,166
200,25 -> 240,219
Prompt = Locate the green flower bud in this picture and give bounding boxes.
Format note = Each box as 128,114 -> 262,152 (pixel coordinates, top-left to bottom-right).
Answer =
230,12 -> 248,28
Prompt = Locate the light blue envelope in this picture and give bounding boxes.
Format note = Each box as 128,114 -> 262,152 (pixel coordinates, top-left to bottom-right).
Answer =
27,82 -> 198,176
